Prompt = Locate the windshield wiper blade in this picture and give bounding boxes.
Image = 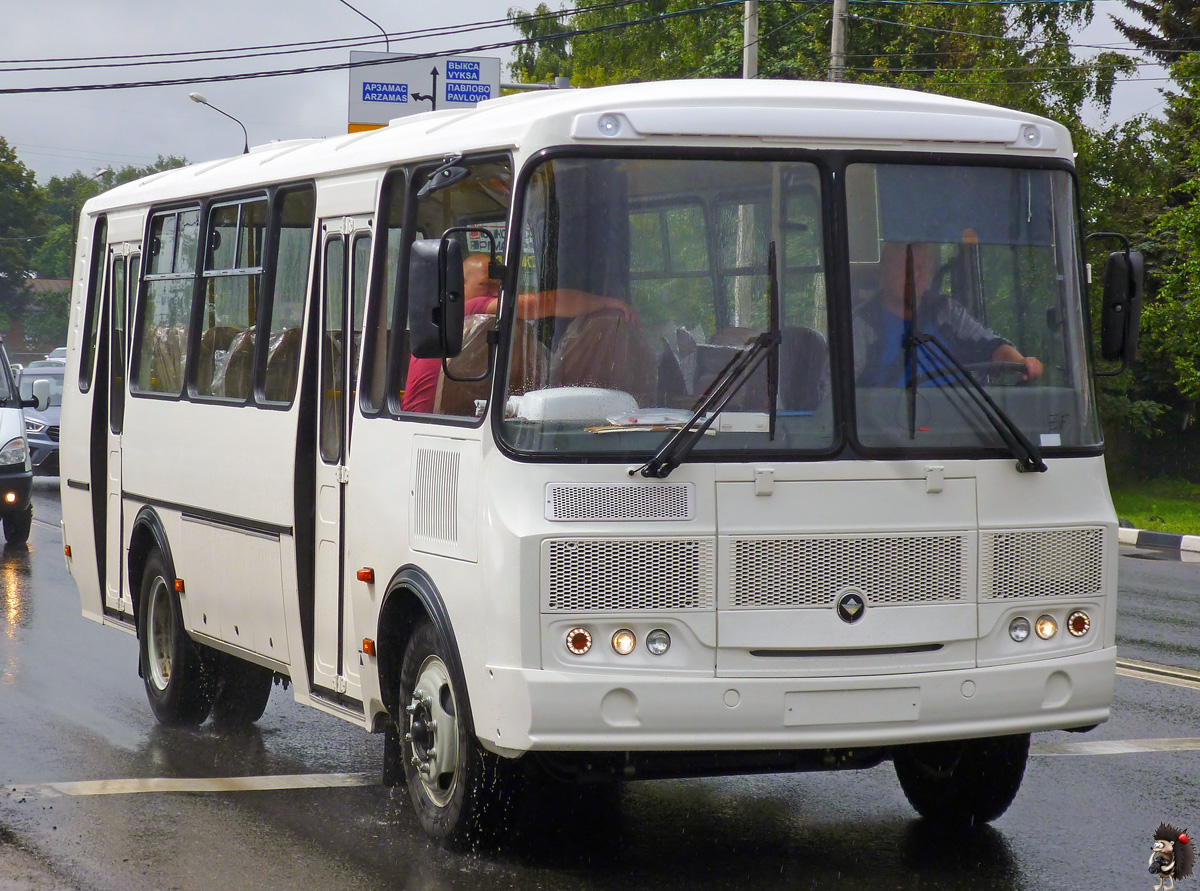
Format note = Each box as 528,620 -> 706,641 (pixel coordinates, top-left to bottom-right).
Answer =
633,330 -> 780,479
909,332 -> 1047,473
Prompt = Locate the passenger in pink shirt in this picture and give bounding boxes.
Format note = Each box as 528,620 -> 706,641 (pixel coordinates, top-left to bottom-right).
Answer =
401,253 -> 635,412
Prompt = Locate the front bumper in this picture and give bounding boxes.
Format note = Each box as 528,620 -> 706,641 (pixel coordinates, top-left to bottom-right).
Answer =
481,647 -> 1114,754
27,435 -> 58,476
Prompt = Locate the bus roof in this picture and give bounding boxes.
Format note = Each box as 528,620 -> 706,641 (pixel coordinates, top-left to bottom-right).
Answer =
84,79 -> 1073,214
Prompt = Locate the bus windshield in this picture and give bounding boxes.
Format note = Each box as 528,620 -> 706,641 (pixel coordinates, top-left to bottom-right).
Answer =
499,154 -> 1099,460
500,155 -> 835,457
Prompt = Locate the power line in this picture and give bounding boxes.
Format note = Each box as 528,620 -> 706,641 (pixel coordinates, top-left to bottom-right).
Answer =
0,0 -> 745,95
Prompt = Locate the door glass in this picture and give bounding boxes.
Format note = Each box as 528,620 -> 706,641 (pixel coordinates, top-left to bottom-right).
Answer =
320,238 -> 346,464
109,256 -> 127,432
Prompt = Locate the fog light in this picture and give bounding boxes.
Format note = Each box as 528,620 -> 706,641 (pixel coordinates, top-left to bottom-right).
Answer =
565,627 -> 592,655
1035,614 -> 1058,640
4,492 -> 14,504
1067,610 -> 1091,637
646,628 -> 671,655
612,629 -> 636,655
1009,617 -> 1031,642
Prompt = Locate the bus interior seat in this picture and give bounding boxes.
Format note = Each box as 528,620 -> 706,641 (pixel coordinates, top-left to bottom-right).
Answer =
264,327 -> 302,402
216,330 -> 255,399
549,310 -> 658,407
196,325 -> 241,395
434,314 -> 548,417
148,324 -> 189,394
695,325 -> 828,413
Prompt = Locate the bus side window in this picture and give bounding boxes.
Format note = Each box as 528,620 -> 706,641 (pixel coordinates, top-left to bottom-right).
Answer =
78,216 -> 108,393
395,155 -> 513,418
262,186 -> 315,405
133,209 -> 199,396
361,169 -> 404,415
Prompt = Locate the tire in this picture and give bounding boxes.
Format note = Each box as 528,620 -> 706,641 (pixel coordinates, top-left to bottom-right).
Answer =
3,504 -> 32,545
137,550 -> 218,726
210,656 -> 274,727
398,620 -> 520,845
894,733 -> 1030,826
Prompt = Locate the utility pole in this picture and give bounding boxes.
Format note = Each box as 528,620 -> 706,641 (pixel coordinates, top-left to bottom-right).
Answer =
829,0 -> 847,82
743,0 -> 758,79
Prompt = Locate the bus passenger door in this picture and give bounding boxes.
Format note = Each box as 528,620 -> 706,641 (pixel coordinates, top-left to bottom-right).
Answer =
312,217 -> 370,700
104,246 -> 138,616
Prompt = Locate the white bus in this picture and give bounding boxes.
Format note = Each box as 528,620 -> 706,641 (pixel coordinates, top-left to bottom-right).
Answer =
61,80 -> 1142,843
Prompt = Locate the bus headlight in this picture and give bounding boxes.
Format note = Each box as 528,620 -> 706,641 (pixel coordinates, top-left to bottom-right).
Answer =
1009,617 -> 1031,642
646,629 -> 671,655
1035,615 -> 1058,640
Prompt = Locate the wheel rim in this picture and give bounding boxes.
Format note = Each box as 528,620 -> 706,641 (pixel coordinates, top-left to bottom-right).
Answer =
145,577 -> 175,692
405,654 -> 460,808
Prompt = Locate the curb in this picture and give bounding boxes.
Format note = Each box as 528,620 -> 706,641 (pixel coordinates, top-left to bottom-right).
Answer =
1117,526 -> 1200,553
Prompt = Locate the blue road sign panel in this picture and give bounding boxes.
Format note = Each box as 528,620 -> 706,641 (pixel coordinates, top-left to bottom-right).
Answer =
445,82 -> 492,103
362,82 -> 408,103
446,60 -> 481,81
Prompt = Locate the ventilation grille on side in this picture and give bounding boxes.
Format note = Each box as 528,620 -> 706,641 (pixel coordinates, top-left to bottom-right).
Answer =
546,483 -> 694,522
730,534 -> 966,608
412,447 -> 461,544
546,538 -> 714,610
980,527 -> 1104,599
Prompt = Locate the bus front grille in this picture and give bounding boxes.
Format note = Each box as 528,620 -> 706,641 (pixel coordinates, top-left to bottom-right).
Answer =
980,527 -> 1104,599
728,533 -> 968,608
544,537 -> 715,611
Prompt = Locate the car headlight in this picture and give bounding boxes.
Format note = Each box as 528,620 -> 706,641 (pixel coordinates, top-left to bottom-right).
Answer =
0,437 -> 28,467
24,419 -> 45,435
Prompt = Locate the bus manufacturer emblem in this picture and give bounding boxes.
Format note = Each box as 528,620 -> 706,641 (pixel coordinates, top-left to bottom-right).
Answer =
836,589 -> 866,624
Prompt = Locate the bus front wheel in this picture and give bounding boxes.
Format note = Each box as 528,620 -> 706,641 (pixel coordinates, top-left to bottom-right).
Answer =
138,550 -> 217,726
893,733 -> 1030,826
397,619 -> 518,845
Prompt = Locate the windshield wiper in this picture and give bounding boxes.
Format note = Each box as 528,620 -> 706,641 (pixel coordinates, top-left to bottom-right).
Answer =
633,329 -> 780,479
908,331 -> 1047,473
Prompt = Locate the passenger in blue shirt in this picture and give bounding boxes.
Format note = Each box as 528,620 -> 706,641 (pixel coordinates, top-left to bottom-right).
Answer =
854,242 -> 1043,387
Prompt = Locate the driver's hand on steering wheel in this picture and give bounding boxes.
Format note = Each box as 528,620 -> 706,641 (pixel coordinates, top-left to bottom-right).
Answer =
1019,356 -> 1044,381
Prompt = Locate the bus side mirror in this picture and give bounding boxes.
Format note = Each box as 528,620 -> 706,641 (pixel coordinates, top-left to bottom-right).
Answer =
1099,250 -> 1144,362
408,237 -> 465,359
22,378 -> 51,413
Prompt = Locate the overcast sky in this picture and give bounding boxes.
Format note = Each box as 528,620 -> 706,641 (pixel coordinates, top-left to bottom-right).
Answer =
1,0 -> 1168,184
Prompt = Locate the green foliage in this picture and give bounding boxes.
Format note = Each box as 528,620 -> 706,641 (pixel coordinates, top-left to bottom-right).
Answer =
0,138 -> 45,329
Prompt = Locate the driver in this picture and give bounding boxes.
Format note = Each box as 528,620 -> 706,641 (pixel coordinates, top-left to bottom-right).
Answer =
854,241 -> 1043,387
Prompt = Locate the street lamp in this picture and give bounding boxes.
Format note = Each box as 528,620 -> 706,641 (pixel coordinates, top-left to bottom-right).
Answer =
188,92 -> 249,155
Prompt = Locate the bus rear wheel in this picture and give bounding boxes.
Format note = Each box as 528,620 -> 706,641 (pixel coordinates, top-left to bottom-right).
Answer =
893,733 -> 1030,826
138,550 -> 217,726
397,620 -> 519,845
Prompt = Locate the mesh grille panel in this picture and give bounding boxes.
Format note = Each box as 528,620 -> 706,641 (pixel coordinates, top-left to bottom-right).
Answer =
412,447 -> 460,544
546,483 -> 693,521
730,534 -> 966,608
546,538 -> 714,610
980,527 -> 1104,599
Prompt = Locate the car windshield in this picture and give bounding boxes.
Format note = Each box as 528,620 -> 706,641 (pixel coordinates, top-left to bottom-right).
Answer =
20,369 -> 65,407
499,155 -> 833,459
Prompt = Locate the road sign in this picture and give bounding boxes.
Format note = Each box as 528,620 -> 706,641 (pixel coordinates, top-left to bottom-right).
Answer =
348,52 -> 502,128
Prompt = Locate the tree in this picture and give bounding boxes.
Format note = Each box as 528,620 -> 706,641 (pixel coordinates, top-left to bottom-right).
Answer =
0,138 -> 45,330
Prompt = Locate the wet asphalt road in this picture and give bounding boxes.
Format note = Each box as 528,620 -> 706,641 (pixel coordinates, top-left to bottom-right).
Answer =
1,480 -> 1198,890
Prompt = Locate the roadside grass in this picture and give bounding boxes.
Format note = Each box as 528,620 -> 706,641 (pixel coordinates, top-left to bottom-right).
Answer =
1109,477 -> 1200,535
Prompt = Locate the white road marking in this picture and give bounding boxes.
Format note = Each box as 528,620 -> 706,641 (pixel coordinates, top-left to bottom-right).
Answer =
1117,658 -> 1200,691
6,772 -> 376,798
1033,738 -> 1200,756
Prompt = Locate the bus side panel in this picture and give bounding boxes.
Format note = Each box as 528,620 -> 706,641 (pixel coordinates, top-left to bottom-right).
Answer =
120,399 -> 300,667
